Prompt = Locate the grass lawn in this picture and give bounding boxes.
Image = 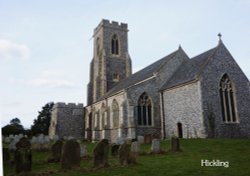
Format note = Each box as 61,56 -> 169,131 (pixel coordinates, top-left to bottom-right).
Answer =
3,139 -> 250,176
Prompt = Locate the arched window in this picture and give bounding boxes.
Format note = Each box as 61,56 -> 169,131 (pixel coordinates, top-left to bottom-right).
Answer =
111,34 -> 119,55
112,99 -> 119,128
219,74 -> 237,122
137,93 -> 152,126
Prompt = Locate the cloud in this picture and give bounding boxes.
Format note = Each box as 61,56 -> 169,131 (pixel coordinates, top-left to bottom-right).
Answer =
29,70 -> 77,88
0,39 -> 31,60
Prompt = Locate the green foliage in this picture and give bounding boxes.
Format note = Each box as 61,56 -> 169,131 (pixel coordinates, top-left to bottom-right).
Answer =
2,118 -> 25,136
31,102 -> 54,135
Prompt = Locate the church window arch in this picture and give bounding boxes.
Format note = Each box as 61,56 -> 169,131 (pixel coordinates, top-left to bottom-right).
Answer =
137,92 -> 152,126
111,34 -> 119,55
219,74 -> 238,123
112,99 -> 119,128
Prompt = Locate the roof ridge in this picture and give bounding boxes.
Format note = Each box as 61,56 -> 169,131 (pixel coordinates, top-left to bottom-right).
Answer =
153,49 -> 181,74
195,45 -> 220,80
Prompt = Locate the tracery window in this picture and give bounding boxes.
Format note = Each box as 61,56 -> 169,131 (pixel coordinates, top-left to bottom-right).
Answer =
137,93 -> 152,126
111,34 -> 119,55
219,74 -> 237,122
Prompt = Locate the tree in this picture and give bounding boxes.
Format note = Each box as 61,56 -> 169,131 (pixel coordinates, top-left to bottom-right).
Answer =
31,102 -> 54,135
10,118 -> 21,125
2,118 -> 25,136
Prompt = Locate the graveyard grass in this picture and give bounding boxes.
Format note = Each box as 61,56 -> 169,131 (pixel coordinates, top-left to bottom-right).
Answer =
3,139 -> 250,176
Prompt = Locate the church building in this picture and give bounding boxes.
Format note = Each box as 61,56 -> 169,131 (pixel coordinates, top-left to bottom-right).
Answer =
84,19 -> 250,142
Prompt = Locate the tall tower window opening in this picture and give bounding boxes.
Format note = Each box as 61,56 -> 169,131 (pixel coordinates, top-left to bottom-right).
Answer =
111,34 -> 119,55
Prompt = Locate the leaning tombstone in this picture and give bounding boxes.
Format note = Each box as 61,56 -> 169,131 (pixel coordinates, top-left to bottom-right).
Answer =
48,139 -> 63,163
151,139 -> 161,154
118,142 -> 136,165
93,139 -> 109,168
170,137 -> 181,152
61,139 -> 80,170
111,144 -> 120,156
14,137 -> 32,174
131,141 -> 140,154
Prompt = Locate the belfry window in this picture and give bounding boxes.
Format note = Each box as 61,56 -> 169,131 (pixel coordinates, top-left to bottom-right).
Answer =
219,74 -> 237,123
111,34 -> 119,55
137,93 -> 152,126
113,73 -> 120,82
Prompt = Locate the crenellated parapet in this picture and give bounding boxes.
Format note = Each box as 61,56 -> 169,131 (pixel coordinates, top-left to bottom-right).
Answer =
94,19 -> 128,35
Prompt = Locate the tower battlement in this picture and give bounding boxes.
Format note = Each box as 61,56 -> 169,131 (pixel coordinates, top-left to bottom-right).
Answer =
94,19 -> 128,34
53,102 -> 84,109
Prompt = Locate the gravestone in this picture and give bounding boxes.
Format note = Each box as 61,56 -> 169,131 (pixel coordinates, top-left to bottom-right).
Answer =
111,144 -> 120,156
14,137 -> 32,174
80,144 -> 87,157
137,136 -> 144,144
144,134 -> 152,144
93,139 -> 109,167
116,137 -> 124,145
171,137 -> 181,152
44,135 -> 50,143
151,139 -> 160,153
48,139 -> 63,162
53,135 -> 59,142
131,141 -> 140,154
4,137 -> 11,143
8,140 -> 17,151
118,143 -> 136,165
61,139 -> 80,169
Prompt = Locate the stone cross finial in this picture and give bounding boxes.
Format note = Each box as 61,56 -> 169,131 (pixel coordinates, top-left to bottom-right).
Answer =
218,33 -> 222,39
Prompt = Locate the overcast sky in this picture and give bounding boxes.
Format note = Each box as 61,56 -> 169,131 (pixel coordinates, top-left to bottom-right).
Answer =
0,0 -> 250,128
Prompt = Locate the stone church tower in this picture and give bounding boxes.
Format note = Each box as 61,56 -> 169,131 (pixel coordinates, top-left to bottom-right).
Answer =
87,19 -> 132,105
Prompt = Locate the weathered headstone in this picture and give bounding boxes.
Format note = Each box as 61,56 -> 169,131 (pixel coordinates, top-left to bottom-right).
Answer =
93,139 -> 109,168
137,136 -> 144,144
111,144 -> 120,156
44,135 -> 50,143
144,134 -> 152,144
131,141 -> 140,154
53,135 -> 59,142
8,140 -> 17,151
14,137 -> 32,174
151,139 -> 160,153
4,137 -> 11,144
80,144 -> 87,157
61,139 -> 80,169
118,143 -> 136,165
48,139 -> 63,162
116,137 -> 124,145
171,137 -> 180,152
